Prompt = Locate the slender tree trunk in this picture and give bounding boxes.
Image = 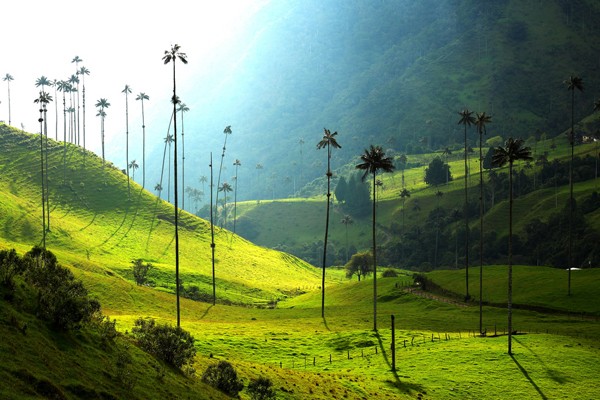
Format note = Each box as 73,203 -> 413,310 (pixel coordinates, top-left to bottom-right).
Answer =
479,131 -> 484,334
44,104 -> 50,232
172,61 -> 181,328
464,125 -> 470,301
372,171 -> 378,331
141,99 -> 146,188
233,165 -> 239,234
38,106 -> 46,249
62,93 -> 67,184
568,89 -> 574,296
508,162 -> 514,355
321,144 -> 331,319
125,92 -> 130,197
210,153 -> 216,305
181,111 -> 185,210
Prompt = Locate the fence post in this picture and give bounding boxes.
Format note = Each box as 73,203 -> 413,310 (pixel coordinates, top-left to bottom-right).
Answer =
391,315 -> 396,372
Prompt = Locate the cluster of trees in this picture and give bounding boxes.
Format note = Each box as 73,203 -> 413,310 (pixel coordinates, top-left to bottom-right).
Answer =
334,173 -> 371,216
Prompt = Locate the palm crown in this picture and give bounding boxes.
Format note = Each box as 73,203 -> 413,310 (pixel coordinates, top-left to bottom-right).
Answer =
356,145 -> 395,180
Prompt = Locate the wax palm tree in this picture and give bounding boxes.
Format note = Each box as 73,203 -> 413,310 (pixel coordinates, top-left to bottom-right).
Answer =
209,153 -> 216,305
458,108 -> 476,301
155,183 -> 163,199
95,98 -> 110,164
177,102 -> 189,210
51,79 -> 58,140
135,92 -> 150,188
36,76 -> 52,229
122,84 -> 132,196
3,73 -> 14,125
474,111 -> 491,335
216,125 -> 232,220
163,43 -> 187,328
128,160 -> 139,181
341,215 -> 353,263
492,137 -> 532,355
34,91 -> 52,245
565,75 -> 583,296
356,145 -> 395,331
218,182 -> 233,228
200,175 -> 208,195
79,66 -> 90,150
233,159 -> 241,234
72,56 -> 82,144
316,128 -> 342,318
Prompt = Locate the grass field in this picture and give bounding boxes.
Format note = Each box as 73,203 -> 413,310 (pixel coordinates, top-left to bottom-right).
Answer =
2,122 -> 600,399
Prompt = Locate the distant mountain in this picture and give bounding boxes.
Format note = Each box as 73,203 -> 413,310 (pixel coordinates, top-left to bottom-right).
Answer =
146,0 -> 600,203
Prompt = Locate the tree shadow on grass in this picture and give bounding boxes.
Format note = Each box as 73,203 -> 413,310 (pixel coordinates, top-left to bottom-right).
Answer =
199,304 -> 214,320
376,332 -> 426,396
510,354 -> 548,400
514,337 -> 571,385
322,317 -> 331,331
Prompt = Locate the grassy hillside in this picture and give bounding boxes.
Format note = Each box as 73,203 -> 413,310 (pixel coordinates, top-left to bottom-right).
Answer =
0,123 -> 321,307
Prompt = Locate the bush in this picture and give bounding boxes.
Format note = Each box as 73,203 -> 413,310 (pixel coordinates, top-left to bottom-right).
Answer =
24,247 -> 100,330
0,248 -> 24,289
247,376 -> 276,400
131,317 -> 196,369
132,259 -> 153,286
382,269 -> 398,278
202,361 -> 244,397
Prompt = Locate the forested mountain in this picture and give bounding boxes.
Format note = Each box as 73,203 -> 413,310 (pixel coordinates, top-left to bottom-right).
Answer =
153,0 -> 600,202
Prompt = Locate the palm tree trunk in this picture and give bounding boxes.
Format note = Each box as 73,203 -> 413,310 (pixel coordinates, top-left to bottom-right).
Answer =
39,107 -> 46,249
464,125 -> 470,301
172,61 -> 181,328
233,166 -> 239,234
321,144 -> 332,319
372,171 -> 378,331
210,153 -> 216,306
508,162 -> 514,355
125,94 -> 130,197
568,89 -> 574,296
44,105 -> 50,232
142,100 -> 146,188
62,93 -> 67,184
181,112 -> 185,210
479,131 -> 484,334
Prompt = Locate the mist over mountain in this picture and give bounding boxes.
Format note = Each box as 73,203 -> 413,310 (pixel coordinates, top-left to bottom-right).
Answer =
142,0 -> 600,205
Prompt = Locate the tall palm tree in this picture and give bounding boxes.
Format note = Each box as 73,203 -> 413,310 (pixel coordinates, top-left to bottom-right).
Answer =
492,137 -> 532,355
200,175 -> 208,196
128,160 -> 139,181
36,76 -> 52,230
163,43 -> 187,328
34,91 -> 52,246
122,84 -> 132,196
79,66 -> 90,150
154,183 -> 163,199
316,128 -> 342,318
341,215 -> 353,263
210,153 -> 216,305
3,73 -> 14,125
565,75 -> 583,296
51,79 -> 58,140
72,56 -> 82,144
233,159 -> 241,234
458,108 -> 476,301
95,98 -> 110,164
474,111 -> 491,335
136,92 -> 149,188
218,182 -> 233,228
356,145 -> 395,331
177,102 -> 190,210
216,125 -> 232,220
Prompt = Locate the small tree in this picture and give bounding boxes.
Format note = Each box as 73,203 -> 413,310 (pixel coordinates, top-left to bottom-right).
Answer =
424,157 -> 451,186
247,376 -> 276,400
345,251 -> 373,282
132,259 -> 153,286
202,361 -> 244,397
132,317 -> 196,368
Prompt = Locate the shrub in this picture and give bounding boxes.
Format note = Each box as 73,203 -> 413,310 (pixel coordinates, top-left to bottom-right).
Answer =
202,361 -> 244,397
131,317 -> 196,369
382,269 -> 398,278
247,376 -> 276,400
24,247 -> 100,330
132,259 -> 153,286
0,248 -> 24,289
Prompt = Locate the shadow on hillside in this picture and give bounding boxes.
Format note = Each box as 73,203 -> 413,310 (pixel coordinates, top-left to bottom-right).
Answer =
199,305 -> 214,320
322,317 -> 331,331
109,188 -> 144,251
146,196 -> 163,252
514,337 -> 571,385
510,354 -> 548,400
98,199 -> 131,247
376,332 -> 426,395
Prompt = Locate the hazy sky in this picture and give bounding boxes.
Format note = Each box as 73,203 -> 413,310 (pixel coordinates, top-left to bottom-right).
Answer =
0,0 -> 269,168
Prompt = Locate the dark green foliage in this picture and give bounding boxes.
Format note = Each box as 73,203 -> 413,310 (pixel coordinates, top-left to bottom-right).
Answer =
424,157 -> 451,186
342,173 -> 371,216
202,361 -> 244,397
0,248 -> 24,289
334,176 -> 348,203
382,269 -> 399,278
131,317 -> 196,369
247,376 -> 276,400
23,247 -> 100,330
131,259 -> 153,286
